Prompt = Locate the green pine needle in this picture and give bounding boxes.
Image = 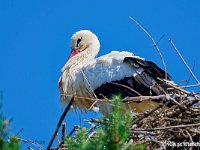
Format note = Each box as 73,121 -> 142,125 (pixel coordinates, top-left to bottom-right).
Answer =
64,95 -> 144,150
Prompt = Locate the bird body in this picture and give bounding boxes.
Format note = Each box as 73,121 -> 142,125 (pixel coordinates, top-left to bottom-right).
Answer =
59,30 -> 173,114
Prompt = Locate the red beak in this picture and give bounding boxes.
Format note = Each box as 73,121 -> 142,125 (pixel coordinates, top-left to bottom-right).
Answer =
68,49 -> 80,60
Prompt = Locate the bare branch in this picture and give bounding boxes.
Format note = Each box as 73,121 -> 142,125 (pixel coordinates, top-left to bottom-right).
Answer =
130,130 -> 156,136
81,69 -> 98,99
156,34 -> 166,45
88,99 -> 100,111
129,16 -> 167,80
61,123 -> 66,144
47,96 -> 75,150
179,83 -> 200,89
169,38 -> 199,83
132,101 -> 168,125
68,125 -> 79,137
18,137 -> 45,150
123,94 -> 171,103
111,82 -> 141,96
60,94 -> 111,102
132,122 -> 200,131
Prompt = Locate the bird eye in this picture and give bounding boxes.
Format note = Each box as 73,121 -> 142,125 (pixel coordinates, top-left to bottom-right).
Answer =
77,38 -> 82,47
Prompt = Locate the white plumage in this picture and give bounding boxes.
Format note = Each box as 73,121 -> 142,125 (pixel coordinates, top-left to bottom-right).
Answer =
58,30 -> 173,113
81,51 -> 144,90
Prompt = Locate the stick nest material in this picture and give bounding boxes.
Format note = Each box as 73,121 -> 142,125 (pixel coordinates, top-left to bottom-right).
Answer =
129,89 -> 200,149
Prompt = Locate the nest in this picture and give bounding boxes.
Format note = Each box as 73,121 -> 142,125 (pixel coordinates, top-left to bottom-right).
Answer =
129,85 -> 200,150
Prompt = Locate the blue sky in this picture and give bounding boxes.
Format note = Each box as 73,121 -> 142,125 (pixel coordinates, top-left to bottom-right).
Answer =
1,0 -> 200,149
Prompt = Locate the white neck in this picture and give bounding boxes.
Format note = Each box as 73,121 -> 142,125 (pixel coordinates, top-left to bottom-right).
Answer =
61,46 -> 99,72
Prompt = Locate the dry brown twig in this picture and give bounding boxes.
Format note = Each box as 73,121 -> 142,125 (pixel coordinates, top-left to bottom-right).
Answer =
180,83 -> 200,89
123,94 -> 171,103
17,137 -> 46,150
68,125 -> 79,137
88,99 -> 100,111
85,118 -> 108,124
61,123 -> 66,144
47,96 -> 75,150
129,16 -> 168,80
133,101 -> 168,125
28,147 -> 33,150
60,94 -> 111,103
81,69 -> 98,99
169,38 -> 200,83
132,123 -> 200,131
111,82 -> 142,96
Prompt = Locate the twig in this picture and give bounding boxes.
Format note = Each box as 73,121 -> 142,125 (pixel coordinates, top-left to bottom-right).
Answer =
157,78 -> 191,95
123,94 -> 172,103
130,130 -> 156,136
61,123 -> 66,144
111,82 -> 141,96
156,34 -> 166,45
185,130 -> 193,143
56,133 -> 60,144
18,138 -> 45,150
88,99 -> 100,111
68,125 -> 79,137
60,94 -> 111,102
179,83 -> 200,89
88,125 -> 97,133
185,130 -> 194,150
88,131 -> 96,140
16,128 -> 23,136
168,96 -> 187,110
189,129 -> 200,134
129,16 -> 167,80
177,80 -> 188,85
47,96 -> 75,150
132,122 -> 200,131
168,38 -> 199,83
133,101 -> 168,125
186,61 -> 196,86
163,117 -> 199,123
85,118 -> 108,124
81,69 -> 98,99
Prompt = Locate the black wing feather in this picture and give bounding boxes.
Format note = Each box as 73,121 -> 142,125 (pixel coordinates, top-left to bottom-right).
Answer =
94,57 -> 172,100
124,57 -> 171,80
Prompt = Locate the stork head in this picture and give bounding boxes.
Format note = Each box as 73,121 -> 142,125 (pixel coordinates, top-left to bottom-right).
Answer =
68,30 -> 100,60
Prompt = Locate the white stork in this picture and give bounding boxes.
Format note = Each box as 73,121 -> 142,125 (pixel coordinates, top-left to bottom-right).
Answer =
58,30 -> 173,114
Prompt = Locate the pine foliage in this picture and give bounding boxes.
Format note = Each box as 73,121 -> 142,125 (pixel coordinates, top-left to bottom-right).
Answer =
65,95 -> 145,150
0,104 -> 20,150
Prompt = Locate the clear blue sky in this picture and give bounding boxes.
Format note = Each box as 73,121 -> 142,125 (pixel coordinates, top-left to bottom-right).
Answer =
1,0 -> 200,149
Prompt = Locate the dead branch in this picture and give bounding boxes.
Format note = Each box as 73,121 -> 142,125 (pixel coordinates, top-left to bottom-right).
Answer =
169,38 -> 200,83
130,130 -> 157,136
157,78 -> 191,95
123,94 -> 171,103
129,16 -> 167,80
68,125 -> 79,137
132,101 -> 168,125
17,137 -> 45,150
132,123 -> 200,131
85,118 -> 108,124
179,83 -> 200,89
61,123 -> 66,144
81,69 -> 98,99
88,99 -> 100,111
111,82 -> 142,96
47,96 -> 75,150
60,94 -> 111,103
